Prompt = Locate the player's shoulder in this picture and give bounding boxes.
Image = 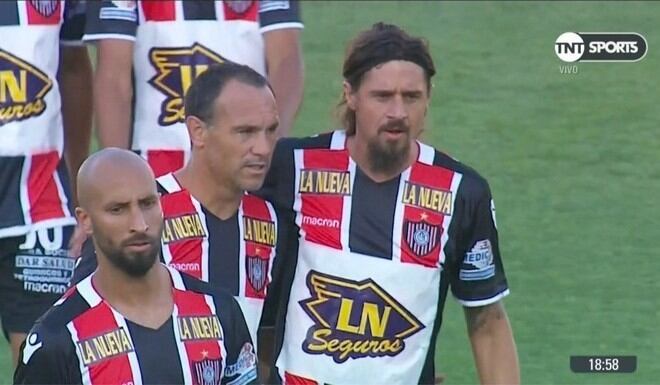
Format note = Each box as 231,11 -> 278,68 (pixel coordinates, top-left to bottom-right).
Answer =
276,130 -> 337,152
175,269 -> 240,309
426,143 -> 492,200
28,285 -> 90,339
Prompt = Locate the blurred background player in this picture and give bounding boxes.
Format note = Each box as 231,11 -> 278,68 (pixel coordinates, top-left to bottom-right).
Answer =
15,148 -> 256,385
259,23 -> 520,384
0,0 -> 91,368
84,0 -> 304,176
72,63 -> 280,376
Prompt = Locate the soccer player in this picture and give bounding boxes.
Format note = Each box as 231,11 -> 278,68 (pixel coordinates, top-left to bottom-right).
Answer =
259,23 -> 520,384
14,149 -> 257,385
0,0 -> 91,368
84,0 -> 304,176
72,63 -> 279,353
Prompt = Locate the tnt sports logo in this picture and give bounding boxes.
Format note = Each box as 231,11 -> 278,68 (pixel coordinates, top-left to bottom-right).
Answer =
555,32 -> 647,63
299,271 -> 424,363
148,43 -> 228,126
0,49 -> 52,125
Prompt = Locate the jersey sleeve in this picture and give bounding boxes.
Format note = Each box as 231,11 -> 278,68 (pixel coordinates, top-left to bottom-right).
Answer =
83,0 -> 138,42
218,295 -> 258,385
258,0 -> 304,33
60,0 -> 86,44
447,177 -> 510,307
14,325 -> 78,384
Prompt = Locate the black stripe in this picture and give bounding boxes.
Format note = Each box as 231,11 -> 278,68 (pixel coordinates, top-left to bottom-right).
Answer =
182,0 -> 217,21
0,156 -> 27,231
206,209 -> 239,295
0,1 -> 19,26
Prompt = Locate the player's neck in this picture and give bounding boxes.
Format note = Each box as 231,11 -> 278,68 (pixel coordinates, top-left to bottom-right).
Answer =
94,261 -> 174,329
175,159 -> 242,220
346,135 -> 419,183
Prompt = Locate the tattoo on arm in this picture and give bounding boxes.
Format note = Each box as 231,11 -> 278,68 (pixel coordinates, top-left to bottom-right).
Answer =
465,302 -> 505,334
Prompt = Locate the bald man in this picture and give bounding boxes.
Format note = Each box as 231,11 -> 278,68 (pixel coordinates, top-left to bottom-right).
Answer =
15,149 -> 257,385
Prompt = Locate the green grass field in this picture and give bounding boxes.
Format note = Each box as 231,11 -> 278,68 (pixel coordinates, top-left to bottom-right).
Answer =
2,1 -> 659,383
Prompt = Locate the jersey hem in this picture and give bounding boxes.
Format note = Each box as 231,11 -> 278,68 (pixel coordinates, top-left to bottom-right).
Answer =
260,22 -> 304,34
455,288 -> 510,307
83,33 -> 136,42
0,217 -> 77,239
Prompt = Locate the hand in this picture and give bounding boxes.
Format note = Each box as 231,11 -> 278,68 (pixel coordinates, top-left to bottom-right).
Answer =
68,225 -> 87,258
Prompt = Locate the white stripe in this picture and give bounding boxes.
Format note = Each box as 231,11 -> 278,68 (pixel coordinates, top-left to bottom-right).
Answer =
292,149 -> 304,235
417,142 -> 435,165
174,0 -> 184,21
237,203 -> 247,297
265,201 -> 278,287
166,263 -> 187,290
456,288 -> 510,307
20,155 -> 32,226
260,22 -> 304,34
172,304 -> 194,384
391,168 -> 411,263
76,274 -> 102,307
439,171 -> 462,267
53,167 -> 72,218
215,0 -> 225,20
203,294 -> 228,372
156,173 -> 182,193
190,196 -> 210,282
66,322 -> 92,385
330,130 -> 347,150
341,159 -> 356,250
17,0 -> 28,25
83,33 -> 137,42
161,239 -> 174,264
110,310 -> 143,385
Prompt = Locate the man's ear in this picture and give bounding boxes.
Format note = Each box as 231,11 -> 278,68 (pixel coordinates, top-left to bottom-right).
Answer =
186,116 -> 207,148
75,207 -> 93,236
343,81 -> 357,110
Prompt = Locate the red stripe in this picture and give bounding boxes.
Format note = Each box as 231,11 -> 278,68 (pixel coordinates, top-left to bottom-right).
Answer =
300,149 -> 349,250
25,0 -> 62,25
222,0 -> 258,21
71,300 -> 135,385
146,150 -> 185,177
242,195 -> 275,299
173,290 -> 223,380
284,371 -> 318,385
28,151 -> 65,223
141,0 -> 176,21
400,162 -> 455,267
161,191 -> 204,279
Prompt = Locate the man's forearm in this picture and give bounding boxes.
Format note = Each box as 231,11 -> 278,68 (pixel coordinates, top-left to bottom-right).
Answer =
59,46 -> 93,205
265,29 -> 304,137
465,302 -> 520,385
94,73 -> 133,149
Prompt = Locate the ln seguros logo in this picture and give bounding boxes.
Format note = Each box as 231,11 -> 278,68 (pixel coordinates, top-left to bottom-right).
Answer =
555,32 -> 647,63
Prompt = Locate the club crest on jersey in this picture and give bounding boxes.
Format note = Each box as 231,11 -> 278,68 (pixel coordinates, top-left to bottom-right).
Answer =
246,254 -> 269,293
193,357 -> 222,385
404,217 -> 441,257
402,181 -> 453,215
299,271 -> 424,363
148,43 -> 228,126
178,315 -> 223,341
28,0 -> 59,17
0,49 -> 52,125
242,217 -> 276,247
76,327 -> 134,366
298,169 -> 351,196
162,213 -> 207,244
224,342 -> 257,378
226,0 -> 253,13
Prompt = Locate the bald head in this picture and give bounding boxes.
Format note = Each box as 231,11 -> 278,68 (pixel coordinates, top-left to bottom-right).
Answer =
77,148 -> 156,210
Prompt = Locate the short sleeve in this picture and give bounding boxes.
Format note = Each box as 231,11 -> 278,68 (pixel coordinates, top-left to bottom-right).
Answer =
60,0 -> 86,44
258,0 -> 304,33
83,0 -> 138,42
448,178 -> 509,307
218,295 -> 258,385
14,326 -> 77,384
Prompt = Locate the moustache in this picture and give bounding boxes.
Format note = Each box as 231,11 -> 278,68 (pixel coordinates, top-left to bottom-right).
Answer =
122,233 -> 157,247
379,119 -> 409,133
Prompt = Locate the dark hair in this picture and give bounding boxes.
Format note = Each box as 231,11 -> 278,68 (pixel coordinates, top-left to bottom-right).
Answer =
184,62 -> 270,123
339,23 -> 436,135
